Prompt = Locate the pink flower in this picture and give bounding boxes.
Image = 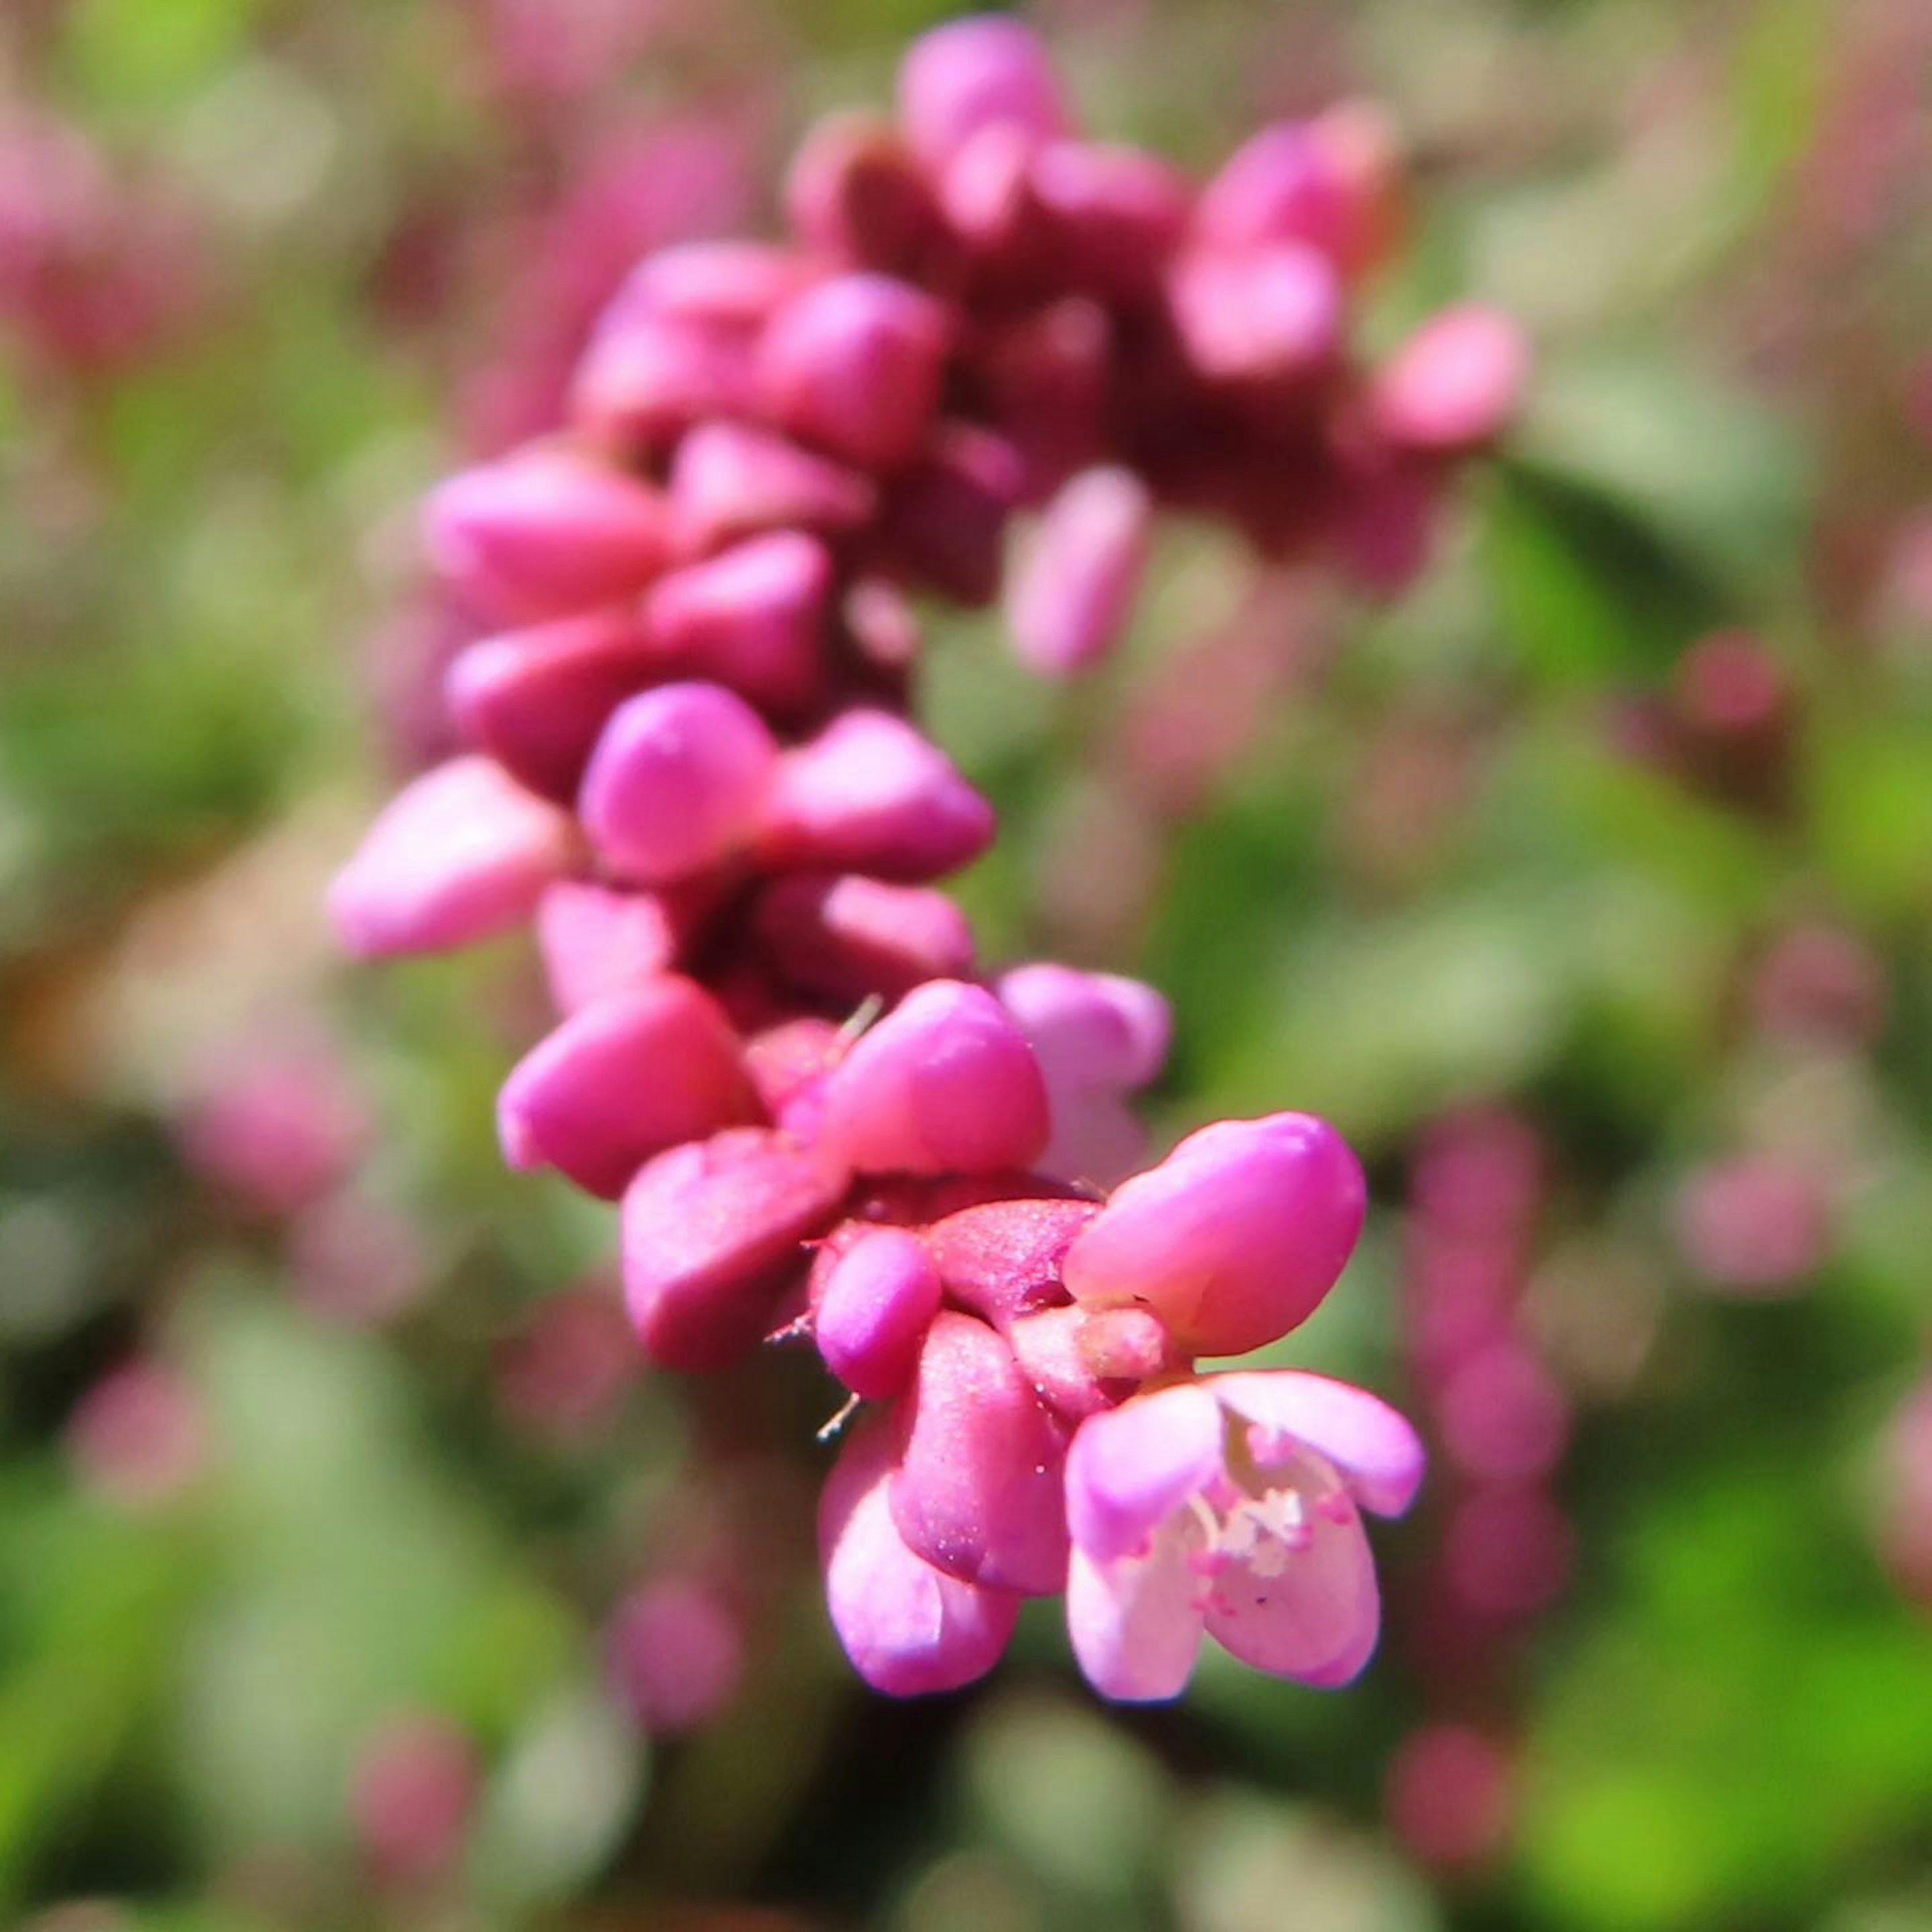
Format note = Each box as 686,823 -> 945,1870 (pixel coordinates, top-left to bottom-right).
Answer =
1008,466 -> 1153,677
1063,1372 -> 1423,1700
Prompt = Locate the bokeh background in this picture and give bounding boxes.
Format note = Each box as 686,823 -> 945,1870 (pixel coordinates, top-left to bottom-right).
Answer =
4,0 -> 1932,1926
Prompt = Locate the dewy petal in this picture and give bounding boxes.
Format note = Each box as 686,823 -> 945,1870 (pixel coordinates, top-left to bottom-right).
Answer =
1066,1514 -> 1208,1703
1202,1477 -> 1381,1687
1065,1383 -> 1224,1564
1209,1371 -> 1426,1518
821,1420 -> 1022,1698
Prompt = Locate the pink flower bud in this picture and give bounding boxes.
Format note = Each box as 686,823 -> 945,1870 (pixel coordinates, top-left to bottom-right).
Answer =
496,1288 -> 634,1444
668,422 -> 875,555
499,977 -> 759,1199
813,1226 -> 944,1398
606,240 -> 815,331
1195,123 -> 1353,258
889,1311 -> 1071,1593
1063,1113 -> 1366,1356
759,710 -> 995,882
1009,466 -> 1152,676
535,879 -> 687,1013
446,611 -> 659,802
997,963 -> 1170,1091
752,872 -> 975,1004
897,16 -> 1069,169
424,448 -> 675,621
623,1128 -> 850,1370
570,311 -> 759,448
924,1194 -> 1102,1327
844,577 -> 923,674
331,756 -> 577,957
997,963 -> 1170,1187
871,424 -> 1024,604
643,531 -> 834,718
1168,245 -> 1342,390
818,980 -> 1050,1176
820,1418 -> 1021,1696
759,273 -> 953,472
1371,305 -> 1528,453
784,115 -> 956,282
580,682 -> 779,884
1435,1339 -> 1571,1484
1029,141 -> 1192,297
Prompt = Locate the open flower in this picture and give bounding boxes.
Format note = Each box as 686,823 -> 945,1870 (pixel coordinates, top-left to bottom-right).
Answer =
1064,1371 -> 1423,1701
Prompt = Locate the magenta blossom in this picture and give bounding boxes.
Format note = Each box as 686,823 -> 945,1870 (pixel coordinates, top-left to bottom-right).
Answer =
1063,1372 -> 1423,1700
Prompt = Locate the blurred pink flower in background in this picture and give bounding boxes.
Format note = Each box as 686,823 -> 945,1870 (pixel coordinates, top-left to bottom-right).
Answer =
350,1714 -> 481,1887
1674,1154 -> 1834,1297
66,1361 -> 210,1512
606,1575 -> 748,1735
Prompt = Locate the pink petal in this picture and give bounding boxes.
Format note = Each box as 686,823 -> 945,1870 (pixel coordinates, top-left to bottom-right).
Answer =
668,422 -> 875,556
330,757 -> 576,958
751,872 -> 975,1005
1065,1516 -> 1207,1703
820,1421 -> 1021,1698
1202,1489 -> 1380,1687
1208,1372 -> 1426,1518
1064,1382 -> 1223,1563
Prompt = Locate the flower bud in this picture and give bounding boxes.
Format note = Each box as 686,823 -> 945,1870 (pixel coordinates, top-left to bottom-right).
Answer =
580,681 -> 778,884
499,977 -> 759,1198
813,1226 -> 944,1399
820,1419 -> 1021,1695
669,422 -> 875,555
889,1311 -> 1070,1593
785,114 -> 955,282
535,880 -> 687,1013
1168,244 -> 1341,390
1063,1112 -> 1366,1356
424,448 -> 675,621
643,531 -> 834,718
1009,466 -> 1152,676
898,16 -> 1069,169
870,424 -> 1024,604
924,1194 -> 1102,1327
446,611 -> 659,801
1371,305 -> 1527,453
818,981 -> 1050,1176
759,710 -> 994,882
331,756 -> 577,957
759,272 -> 953,472
623,1128 -> 850,1370
752,872 -> 976,1004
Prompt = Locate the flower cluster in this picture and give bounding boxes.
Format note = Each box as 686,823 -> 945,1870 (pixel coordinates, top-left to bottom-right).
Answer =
330,16 -> 1509,1702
